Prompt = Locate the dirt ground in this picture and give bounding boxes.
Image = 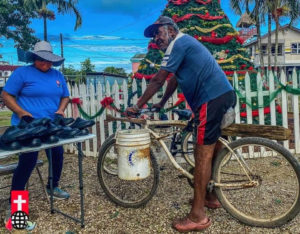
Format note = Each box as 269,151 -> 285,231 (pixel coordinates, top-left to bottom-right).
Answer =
0,152 -> 299,234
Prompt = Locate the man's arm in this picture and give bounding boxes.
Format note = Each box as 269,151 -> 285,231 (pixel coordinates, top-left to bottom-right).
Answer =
55,97 -> 70,117
136,69 -> 170,108
1,91 -> 32,118
158,75 -> 177,108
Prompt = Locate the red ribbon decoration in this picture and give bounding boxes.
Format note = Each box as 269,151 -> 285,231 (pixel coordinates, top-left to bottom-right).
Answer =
195,35 -> 244,45
168,0 -> 189,5
174,93 -> 185,106
172,12 -> 224,23
133,72 -> 156,80
71,97 -> 82,105
195,0 -> 213,5
148,43 -> 160,50
240,105 -> 282,117
100,97 -> 114,107
169,0 -> 219,6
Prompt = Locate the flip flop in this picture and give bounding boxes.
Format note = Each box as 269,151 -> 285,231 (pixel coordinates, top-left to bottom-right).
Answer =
173,217 -> 211,232
188,198 -> 222,209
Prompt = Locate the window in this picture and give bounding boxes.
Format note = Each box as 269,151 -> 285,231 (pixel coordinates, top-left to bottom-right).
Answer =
271,44 -> 282,56
261,45 -> 267,55
248,47 -> 253,56
291,43 -> 300,54
261,44 -> 283,55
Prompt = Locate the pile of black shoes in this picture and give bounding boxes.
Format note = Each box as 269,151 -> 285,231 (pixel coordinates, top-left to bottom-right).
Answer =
0,115 -> 95,151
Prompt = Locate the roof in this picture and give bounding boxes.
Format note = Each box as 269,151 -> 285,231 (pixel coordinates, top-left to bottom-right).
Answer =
236,13 -> 255,28
86,72 -> 127,78
0,65 -> 20,71
244,25 -> 300,46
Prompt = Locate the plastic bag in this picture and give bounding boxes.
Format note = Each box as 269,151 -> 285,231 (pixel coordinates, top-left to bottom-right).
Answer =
221,107 -> 235,129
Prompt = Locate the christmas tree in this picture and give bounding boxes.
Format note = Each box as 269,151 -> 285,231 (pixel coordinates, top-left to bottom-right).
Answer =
134,0 -> 254,82
132,0 -> 282,125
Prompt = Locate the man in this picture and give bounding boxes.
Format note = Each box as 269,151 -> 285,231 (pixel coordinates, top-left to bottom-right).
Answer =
126,16 -> 236,232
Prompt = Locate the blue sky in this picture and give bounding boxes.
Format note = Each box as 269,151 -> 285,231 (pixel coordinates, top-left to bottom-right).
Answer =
30,0 -> 240,38
1,0 -> 298,72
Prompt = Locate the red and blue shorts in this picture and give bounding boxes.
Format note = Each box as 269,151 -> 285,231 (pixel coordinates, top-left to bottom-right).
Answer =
195,90 -> 236,145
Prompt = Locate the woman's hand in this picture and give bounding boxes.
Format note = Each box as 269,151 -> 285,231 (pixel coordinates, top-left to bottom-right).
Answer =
18,111 -> 33,119
55,110 -> 65,117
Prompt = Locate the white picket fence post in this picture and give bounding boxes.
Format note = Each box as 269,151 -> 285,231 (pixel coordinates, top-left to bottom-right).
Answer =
66,72 -> 300,157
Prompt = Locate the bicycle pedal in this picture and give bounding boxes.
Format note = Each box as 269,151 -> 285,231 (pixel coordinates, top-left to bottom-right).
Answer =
206,180 -> 215,193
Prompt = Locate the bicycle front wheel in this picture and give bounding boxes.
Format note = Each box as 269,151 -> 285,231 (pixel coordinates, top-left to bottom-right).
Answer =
213,137 -> 300,227
97,135 -> 160,208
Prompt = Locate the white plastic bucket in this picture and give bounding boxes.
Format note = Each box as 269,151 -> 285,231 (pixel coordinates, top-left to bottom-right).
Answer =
116,129 -> 151,180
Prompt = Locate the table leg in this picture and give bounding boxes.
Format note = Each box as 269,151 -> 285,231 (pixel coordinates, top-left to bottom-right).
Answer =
47,148 -> 54,214
77,142 -> 85,228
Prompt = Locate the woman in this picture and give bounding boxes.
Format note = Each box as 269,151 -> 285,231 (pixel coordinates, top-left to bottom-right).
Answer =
2,40 -> 70,229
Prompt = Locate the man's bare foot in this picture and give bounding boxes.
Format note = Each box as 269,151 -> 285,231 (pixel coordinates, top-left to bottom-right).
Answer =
173,216 -> 211,232
188,198 -> 222,209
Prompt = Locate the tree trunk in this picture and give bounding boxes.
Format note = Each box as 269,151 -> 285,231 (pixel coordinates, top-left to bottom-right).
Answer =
274,19 -> 279,73
267,11 -> 272,72
255,16 -> 264,74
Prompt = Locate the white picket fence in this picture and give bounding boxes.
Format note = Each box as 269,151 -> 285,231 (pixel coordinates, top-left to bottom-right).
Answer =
64,69 -> 300,157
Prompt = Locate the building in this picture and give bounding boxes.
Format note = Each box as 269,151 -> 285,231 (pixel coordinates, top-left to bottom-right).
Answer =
0,61 -> 20,88
86,72 -> 128,90
130,53 -> 146,73
243,25 -> 300,72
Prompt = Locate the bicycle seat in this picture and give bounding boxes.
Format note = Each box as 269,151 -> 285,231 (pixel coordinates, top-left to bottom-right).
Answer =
69,118 -> 95,130
172,109 -> 193,120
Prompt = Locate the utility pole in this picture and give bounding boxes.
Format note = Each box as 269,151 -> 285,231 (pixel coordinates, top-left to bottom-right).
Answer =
60,33 -> 65,73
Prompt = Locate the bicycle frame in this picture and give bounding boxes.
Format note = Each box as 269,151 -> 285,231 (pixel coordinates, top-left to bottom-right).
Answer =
106,115 -> 259,189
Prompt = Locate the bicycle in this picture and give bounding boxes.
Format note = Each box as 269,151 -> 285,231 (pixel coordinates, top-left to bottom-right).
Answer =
97,111 -> 300,227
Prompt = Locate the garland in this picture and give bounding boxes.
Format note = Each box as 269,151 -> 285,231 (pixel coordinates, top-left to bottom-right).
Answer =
181,24 -> 232,34
189,7 -> 207,11
218,54 -> 251,64
195,35 -> 244,45
234,79 -> 300,110
222,65 -> 237,70
71,76 -> 300,120
145,59 -> 161,69
172,12 -> 224,23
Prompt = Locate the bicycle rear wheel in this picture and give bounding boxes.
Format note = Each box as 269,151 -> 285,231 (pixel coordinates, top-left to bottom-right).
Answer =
181,131 -> 195,167
97,135 -> 160,208
213,137 -> 300,227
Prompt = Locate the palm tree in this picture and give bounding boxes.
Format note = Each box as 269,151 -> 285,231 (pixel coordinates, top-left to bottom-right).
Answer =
24,0 -> 82,41
230,0 -> 266,73
269,0 -> 300,72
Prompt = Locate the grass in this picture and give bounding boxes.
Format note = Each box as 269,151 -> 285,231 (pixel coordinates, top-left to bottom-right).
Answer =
0,110 -> 12,127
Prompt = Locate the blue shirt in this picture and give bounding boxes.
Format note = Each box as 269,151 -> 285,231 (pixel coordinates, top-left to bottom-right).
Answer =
4,65 -> 70,125
161,32 -> 233,112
